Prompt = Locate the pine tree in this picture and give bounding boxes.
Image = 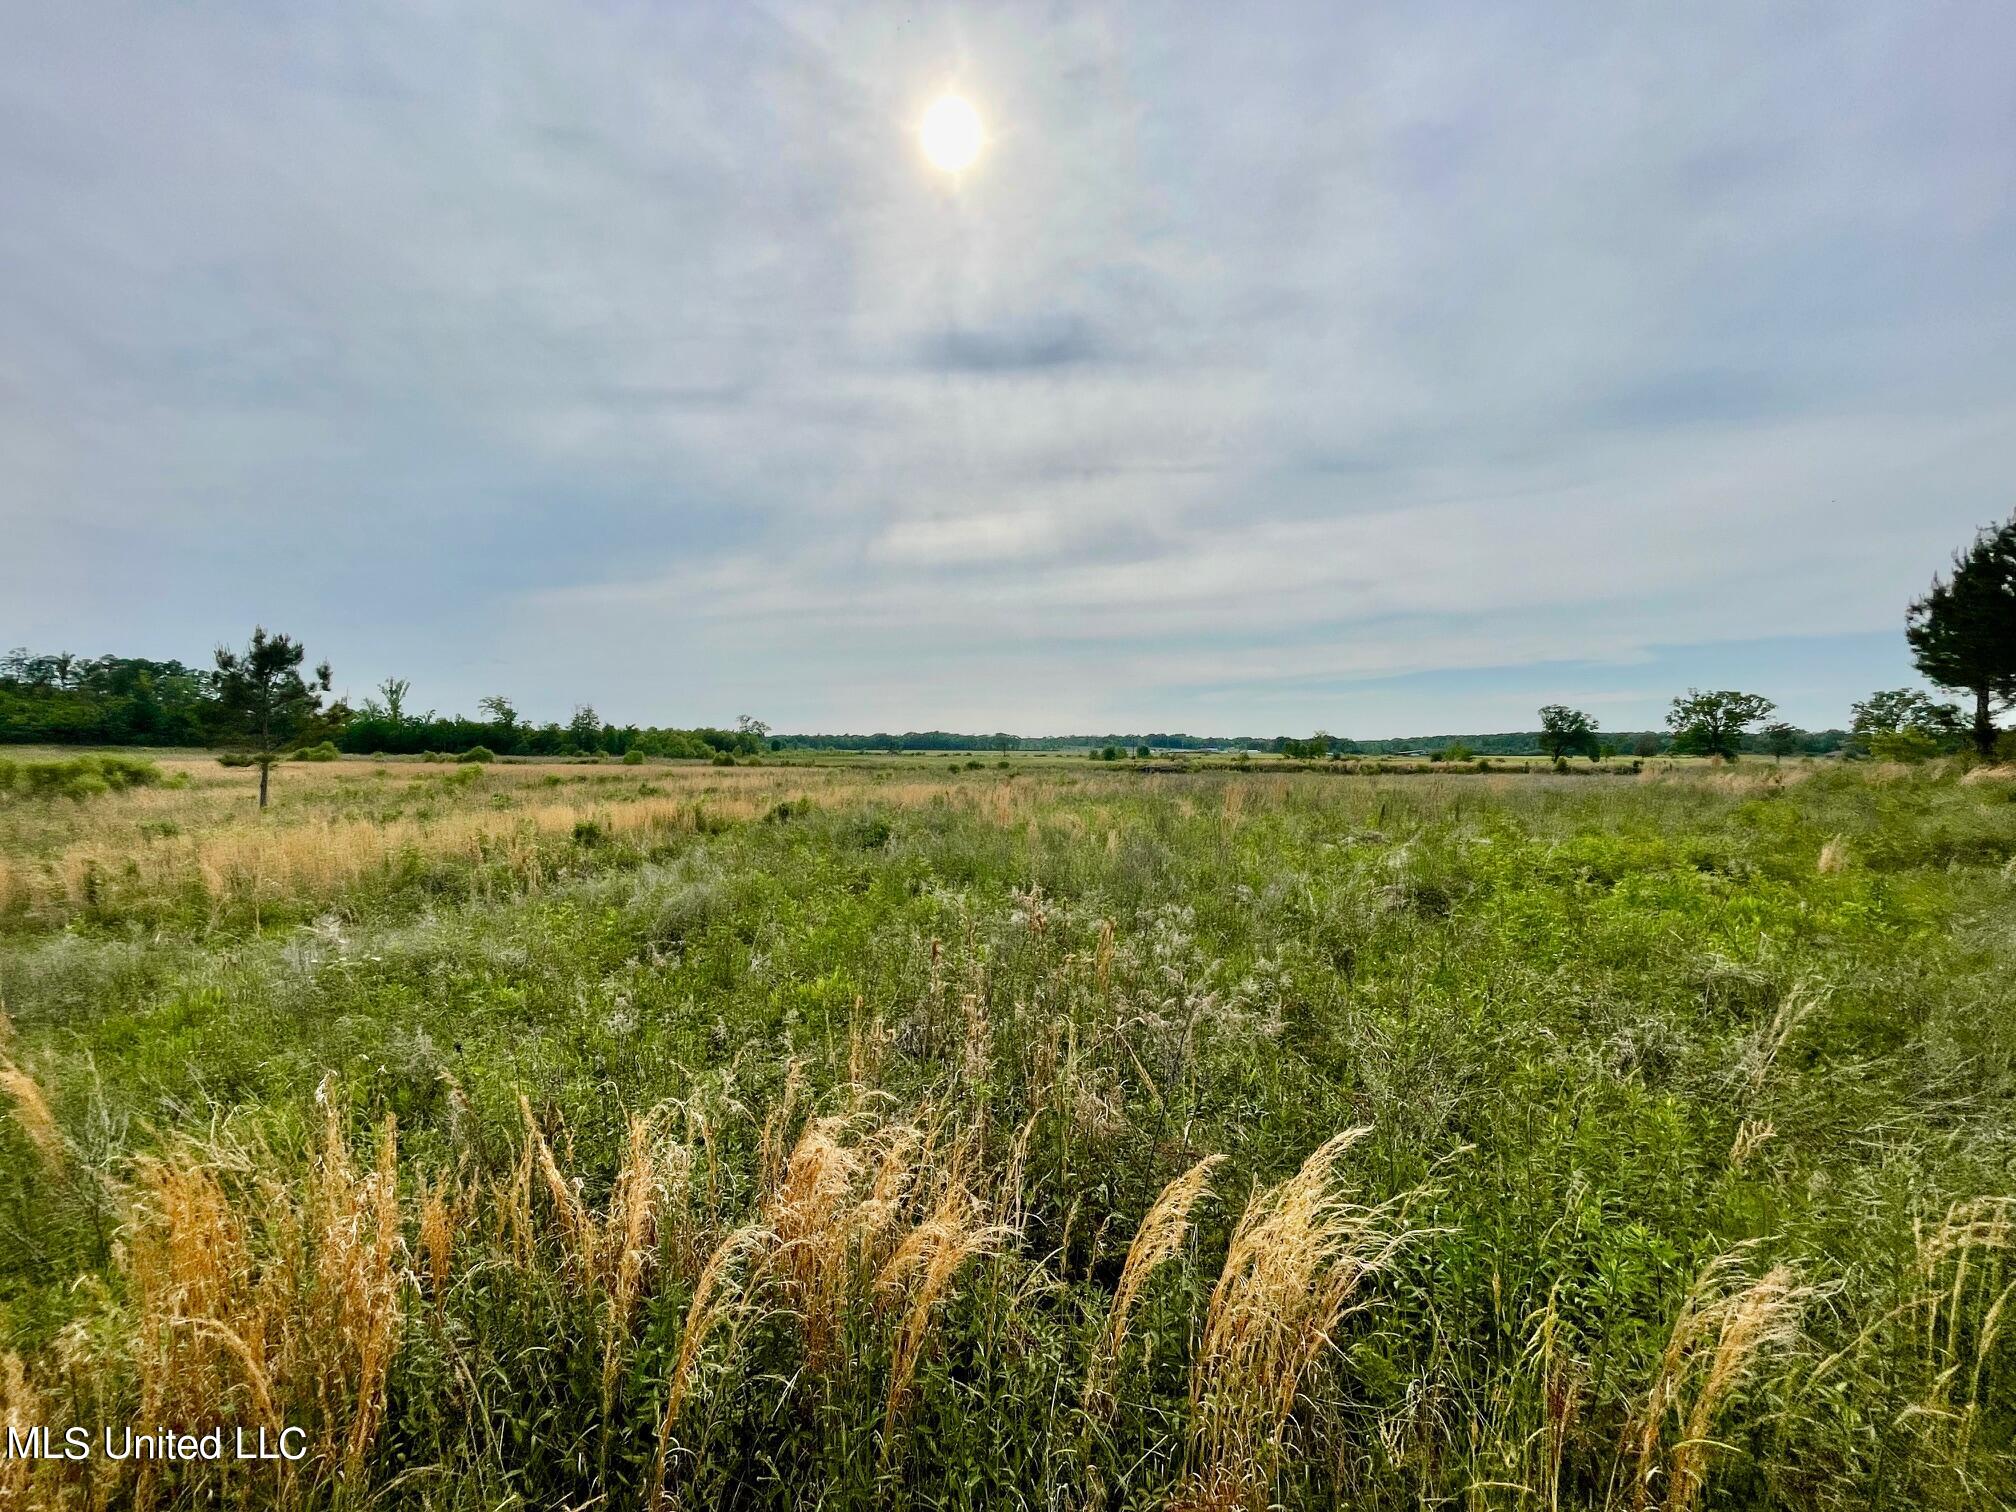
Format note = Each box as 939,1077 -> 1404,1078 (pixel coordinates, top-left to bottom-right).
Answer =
1906,515 -> 2016,758
212,628 -> 334,809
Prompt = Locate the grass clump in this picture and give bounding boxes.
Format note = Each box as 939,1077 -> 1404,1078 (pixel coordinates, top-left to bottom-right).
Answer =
455,745 -> 495,764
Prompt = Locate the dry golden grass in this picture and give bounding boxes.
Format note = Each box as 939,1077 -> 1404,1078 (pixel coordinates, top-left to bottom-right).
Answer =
118,1093 -> 406,1504
1182,1128 -> 1421,1510
0,759 -> 1073,925
1816,835 -> 1851,873
1085,1154 -> 1224,1416
1630,1246 -> 1811,1512
0,1056 -> 64,1172
875,1174 -> 1011,1437
650,1223 -> 769,1508
1,1351 -> 43,1506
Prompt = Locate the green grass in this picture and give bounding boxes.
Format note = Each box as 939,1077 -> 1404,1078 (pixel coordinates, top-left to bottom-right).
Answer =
1,760 -> 2014,1508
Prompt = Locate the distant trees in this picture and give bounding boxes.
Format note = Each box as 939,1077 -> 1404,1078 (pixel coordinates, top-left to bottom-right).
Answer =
1,649 -> 213,745
1537,706 -> 1599,762
1849,688 -> 1962,762
1761,721 -> 1803,761
212,628 -> 335,809
373,678 -> 411,724
1632,732 -> 1663,757
1666,690 -> 1774,761
1907,515 -> 2016,758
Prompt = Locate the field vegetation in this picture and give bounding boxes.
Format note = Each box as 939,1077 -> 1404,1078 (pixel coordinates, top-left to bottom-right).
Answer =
2,752 -> 2015,1508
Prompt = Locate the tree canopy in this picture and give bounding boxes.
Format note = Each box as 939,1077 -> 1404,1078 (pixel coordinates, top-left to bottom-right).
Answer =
1667,689 -> 1775,761
1907,514 -> 2016,757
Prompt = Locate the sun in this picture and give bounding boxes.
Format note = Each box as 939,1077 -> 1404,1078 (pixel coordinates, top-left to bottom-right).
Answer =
920,95 -> 983,173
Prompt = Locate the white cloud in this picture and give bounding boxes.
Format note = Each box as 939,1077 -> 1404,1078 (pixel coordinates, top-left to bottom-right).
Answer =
3,2 -> 2012,733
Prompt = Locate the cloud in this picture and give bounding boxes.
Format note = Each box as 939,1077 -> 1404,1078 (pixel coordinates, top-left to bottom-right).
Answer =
3,1 -> 2013,734
918,312 -> 1110,372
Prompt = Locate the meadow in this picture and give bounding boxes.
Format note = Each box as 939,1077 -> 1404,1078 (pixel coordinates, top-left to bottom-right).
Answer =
2,751 -> 2014,1509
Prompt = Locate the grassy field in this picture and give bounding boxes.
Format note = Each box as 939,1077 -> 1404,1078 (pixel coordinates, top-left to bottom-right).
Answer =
2,752 -> 2014,1509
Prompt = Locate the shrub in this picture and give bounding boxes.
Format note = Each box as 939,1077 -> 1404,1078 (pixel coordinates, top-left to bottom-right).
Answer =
0,753 -> 163,802
622,749 -> 646,765
456,746 -> 496,765
292,741 -> 340,762
711,752 -> 736,767
1867,728 -> 1941,764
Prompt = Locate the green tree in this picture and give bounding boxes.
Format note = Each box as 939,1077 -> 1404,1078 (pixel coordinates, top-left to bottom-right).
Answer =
1666,689 -> 1774,761
1537,705 -> 1599,761
1906,519 -> 2016,759
477,695 -> 520,751
568,704 -> 602,753
212,628 -> 334,809
1631,732 -> 1662,757
1761,721 -> 1802,761
1848,689 -> 1962,757
375,678 -> 411,724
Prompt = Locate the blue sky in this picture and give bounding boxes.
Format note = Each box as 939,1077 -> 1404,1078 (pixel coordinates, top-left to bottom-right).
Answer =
3,2 -> 2012,736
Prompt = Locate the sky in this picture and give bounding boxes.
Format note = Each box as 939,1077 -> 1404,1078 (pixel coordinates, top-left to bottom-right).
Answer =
3,3 -> 2013,737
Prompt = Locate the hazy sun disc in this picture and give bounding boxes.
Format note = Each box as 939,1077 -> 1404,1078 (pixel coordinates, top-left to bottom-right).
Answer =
921,95 -> 982,172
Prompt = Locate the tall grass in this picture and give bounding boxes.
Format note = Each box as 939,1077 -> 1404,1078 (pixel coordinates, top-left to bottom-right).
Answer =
1,759 -> 2014,1507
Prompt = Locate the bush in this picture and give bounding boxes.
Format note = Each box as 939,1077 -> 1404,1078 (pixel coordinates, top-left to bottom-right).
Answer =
456,746 -> 496,765
0,753 -> 163,801
292,741 -> 340,762
216,752 -> 258,768
1868,728 -> 1941,764
711,752 -> 736,767
622,749 -> 645,765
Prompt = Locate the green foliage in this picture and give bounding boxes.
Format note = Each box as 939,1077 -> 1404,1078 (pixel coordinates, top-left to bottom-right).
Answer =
0,752 -> 162,801
622,749 -> 646,765
212,627 -> 335,808
456,745 -> 496,764
291,741 -> 341,762
1537,704 -> 1599,761
1850,689 -> 1964,760
4,764 -> 2016,1507
1761,722 -> 1803,760
1867,727 -> 1943,763
0,648 -> 214,745
1907,512 -> 2016,756
1667,689 -> 1774,760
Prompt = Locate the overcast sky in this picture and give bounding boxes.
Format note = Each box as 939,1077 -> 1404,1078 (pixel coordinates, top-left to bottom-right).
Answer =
4,3 -> 2012,735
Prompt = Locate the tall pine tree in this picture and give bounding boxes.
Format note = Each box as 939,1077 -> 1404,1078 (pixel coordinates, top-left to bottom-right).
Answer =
212,628 -> 334,809
1907,515 -> 2016,758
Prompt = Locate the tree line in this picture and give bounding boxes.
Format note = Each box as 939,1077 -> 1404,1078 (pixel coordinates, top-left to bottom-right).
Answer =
5,510 -> 2010,776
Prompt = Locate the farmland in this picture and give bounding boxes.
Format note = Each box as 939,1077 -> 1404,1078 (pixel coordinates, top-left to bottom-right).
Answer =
3,752 -> 2015,1509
